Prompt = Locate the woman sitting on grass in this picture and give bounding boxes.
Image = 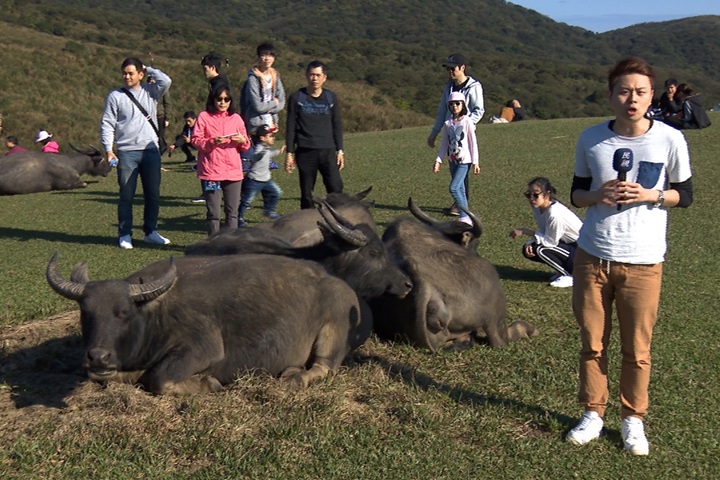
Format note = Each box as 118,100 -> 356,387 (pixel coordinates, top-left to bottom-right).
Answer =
509,176 -> 583,288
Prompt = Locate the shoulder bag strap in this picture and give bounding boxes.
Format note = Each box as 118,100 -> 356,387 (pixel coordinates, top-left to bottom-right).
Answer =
120,88 -> 161,139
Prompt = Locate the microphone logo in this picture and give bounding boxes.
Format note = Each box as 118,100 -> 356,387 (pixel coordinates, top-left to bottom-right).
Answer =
619,151 -> 632,169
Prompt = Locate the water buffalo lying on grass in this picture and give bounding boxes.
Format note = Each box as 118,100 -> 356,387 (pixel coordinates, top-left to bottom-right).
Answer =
46,251 -> 374,394
254,187 -> 376,247
0,145 -> 111,195
371,200 -> 538,351
186,200 -> 412,300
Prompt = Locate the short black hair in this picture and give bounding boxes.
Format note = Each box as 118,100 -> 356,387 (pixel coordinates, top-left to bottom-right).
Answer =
121,57 -> 144,73
6,135 -> 18,144
256,43 -> 275,57
201,52 -> 223,72
183,111 -> 196,120
306,60 -> 327,74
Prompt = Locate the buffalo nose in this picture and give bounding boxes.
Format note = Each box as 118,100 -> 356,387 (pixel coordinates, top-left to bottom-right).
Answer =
86,348 -> 112,366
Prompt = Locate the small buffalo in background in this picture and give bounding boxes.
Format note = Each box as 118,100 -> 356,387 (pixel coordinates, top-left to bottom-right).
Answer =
0,144 -> 111,195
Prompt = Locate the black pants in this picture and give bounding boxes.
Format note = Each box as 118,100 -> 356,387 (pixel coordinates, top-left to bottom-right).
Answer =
523,241 -> 577,276
296,147 -> 344,209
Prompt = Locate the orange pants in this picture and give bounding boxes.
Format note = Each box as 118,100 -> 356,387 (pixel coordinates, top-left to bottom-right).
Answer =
572,248 -> 663,419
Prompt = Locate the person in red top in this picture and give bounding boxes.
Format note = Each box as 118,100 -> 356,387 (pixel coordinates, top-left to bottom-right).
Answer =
191,86 -> 250,236
5,135 -> 29,155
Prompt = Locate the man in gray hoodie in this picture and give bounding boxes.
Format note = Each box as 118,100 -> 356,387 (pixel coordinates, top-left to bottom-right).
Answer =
101,57 -> 172,249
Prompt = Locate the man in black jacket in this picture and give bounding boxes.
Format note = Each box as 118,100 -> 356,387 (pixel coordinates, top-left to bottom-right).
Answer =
284,60 -> 344,209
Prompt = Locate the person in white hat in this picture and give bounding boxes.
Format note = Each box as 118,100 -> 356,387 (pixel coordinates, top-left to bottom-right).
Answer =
432,91 -> 479,225
35,130 -> 60,154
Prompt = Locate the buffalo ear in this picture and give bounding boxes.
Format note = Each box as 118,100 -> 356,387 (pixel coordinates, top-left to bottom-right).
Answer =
70,262 -> 90,283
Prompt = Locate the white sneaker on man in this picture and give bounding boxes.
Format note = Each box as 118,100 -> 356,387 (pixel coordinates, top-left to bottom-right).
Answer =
566,411 -> 604,445
143,231 -> 171,245
550,275 -> 573,288
622,416 -> 649,456
118,235 -> 133,249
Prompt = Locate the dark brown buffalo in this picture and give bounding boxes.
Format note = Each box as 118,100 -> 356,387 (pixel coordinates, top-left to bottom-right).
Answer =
0,145 -> 111,195
254,187 -> 376,247
186,200 -> 412,300
47,252 -> 373,394
371,200 -> 538,351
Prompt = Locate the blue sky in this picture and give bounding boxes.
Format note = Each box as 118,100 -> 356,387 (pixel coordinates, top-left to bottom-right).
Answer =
508,0 -> 720,33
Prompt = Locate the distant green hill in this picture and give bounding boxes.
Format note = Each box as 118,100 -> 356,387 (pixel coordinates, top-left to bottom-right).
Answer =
0,0 -> 717,145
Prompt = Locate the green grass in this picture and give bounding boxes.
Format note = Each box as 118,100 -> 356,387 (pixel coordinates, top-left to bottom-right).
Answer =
1,114 -> 719,478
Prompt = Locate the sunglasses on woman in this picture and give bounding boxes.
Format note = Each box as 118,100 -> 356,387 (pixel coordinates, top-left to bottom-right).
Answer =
524,191 -> 542,199
216,96 -> 231,103
448,101 -> 463,107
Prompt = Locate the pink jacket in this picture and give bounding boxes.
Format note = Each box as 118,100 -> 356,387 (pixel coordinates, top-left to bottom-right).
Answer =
41,141 -> 60,154
191,111 -> 250,181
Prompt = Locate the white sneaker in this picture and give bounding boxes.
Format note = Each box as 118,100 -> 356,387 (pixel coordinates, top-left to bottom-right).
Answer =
549,273 -> 561,282
550,275 -> 573,288
566,411 -> 604,445
143,231 -> 171,245
622,416 -> 649,456
118,235 -> 133,249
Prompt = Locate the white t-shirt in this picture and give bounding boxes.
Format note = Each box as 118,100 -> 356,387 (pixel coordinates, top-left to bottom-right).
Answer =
574,120 -> 692,263
531,201 -> 583,247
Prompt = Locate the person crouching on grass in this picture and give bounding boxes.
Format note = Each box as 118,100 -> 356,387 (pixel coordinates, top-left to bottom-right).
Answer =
433,91 -> 479,225
565,56 -> 693,456
238,124 -> 284,226
191,86 -> 250,236
509,177 -> 583,288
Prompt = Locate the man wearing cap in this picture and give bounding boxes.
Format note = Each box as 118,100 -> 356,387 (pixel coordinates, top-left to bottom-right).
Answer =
427,53 -> 485,215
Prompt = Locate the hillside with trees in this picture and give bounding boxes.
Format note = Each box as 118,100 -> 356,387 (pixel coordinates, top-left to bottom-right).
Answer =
0,0 -> 718,145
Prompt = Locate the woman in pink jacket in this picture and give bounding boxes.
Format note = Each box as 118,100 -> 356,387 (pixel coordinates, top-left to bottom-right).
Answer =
192,86 -> 251,235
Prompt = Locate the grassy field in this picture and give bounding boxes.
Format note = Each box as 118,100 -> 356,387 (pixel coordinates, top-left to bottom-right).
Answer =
1,114 -> 719,478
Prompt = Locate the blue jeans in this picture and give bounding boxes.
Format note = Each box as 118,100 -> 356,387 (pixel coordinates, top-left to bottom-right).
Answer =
448,163 -> 470,213
116,148 -> 162,237
239,178 -> 282,218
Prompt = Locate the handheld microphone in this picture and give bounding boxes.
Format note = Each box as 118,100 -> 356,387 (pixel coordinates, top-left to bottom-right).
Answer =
613,148 -> 634,210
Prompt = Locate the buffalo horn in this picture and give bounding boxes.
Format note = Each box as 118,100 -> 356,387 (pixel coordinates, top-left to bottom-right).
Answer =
407,197 -> 438,225
456,206 -> 484,238
46,252 -> 86,301
127,257 -> 178,302
317,201 -> 368,247
353,185 -> 373,200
